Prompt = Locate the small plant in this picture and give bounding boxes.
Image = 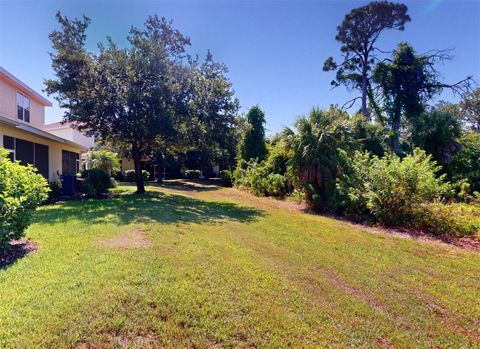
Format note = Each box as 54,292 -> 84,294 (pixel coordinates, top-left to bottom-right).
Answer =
124,169 -> 150,182
220,170 -> 233,187
48,180 -> 63,201
79,169 -> 115,197
0,148 -> 49,250
142,170 -> 150,181
288,189 -> 305,204
185,169 -> 201,179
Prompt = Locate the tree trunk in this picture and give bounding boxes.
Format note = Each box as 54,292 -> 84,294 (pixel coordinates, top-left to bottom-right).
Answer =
361,75 -> 368,119
391,106 -> 402,156
132,144 -> 145,194
361,59 -> 370,120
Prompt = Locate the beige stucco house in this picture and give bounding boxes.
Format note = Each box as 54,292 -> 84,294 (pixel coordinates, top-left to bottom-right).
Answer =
43,121 -> 95,150
0,66 -> 87,181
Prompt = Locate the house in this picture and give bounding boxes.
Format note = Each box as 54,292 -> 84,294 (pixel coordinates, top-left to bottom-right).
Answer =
43,121 -> 95,150
0,66 -> 87,181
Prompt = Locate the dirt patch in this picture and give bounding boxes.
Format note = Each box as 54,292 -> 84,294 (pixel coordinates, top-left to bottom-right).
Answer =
99,227 -> 152,249
321,269 -> 384,310
0,238 -> 38,269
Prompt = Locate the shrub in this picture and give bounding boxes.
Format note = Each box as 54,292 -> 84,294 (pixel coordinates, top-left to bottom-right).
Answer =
288,189 -> 305,204
338,148 -> 449,226
263,173 -> 286,197
220,170 -> 233,187
0,148 -> 49,250
79,169 -> 114,197
419,202 -> 480,237
85,149 -> 120,175
124,169 -> 150,182
185,169 -> 201,179
142,170 -> 150,181
445,132 -> 480,194
48,180 -> 63,201
234,159 -> 287,197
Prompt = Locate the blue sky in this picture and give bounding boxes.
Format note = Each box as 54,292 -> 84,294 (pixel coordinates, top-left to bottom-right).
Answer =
1,0 -> 479,134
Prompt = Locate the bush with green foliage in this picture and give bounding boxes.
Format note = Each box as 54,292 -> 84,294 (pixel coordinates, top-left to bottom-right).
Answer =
220,170 -> 233,187
0,148 -> 50,249
419,202 -> 480,237
185,169 -> 201,179
86,149 -> 120,175
124,169 -> 150,182
410,111 -> 462,164
338,148 -> 449,226
48,180 -> 63,201
445,132 -> 480,195
351,114 -> 389,157
234,159 -> 287,197
79,169 -> 115,197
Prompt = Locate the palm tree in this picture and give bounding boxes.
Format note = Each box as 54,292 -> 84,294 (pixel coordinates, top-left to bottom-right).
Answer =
286,107 -> 357,209
87,149 -> 120,176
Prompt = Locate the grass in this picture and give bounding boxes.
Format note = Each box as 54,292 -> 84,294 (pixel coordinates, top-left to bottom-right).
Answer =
0,181 -> 479,348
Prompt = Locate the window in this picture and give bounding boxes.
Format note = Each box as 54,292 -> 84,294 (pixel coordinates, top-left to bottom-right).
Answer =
17,92 -> 30,123
2,135 -> 49,178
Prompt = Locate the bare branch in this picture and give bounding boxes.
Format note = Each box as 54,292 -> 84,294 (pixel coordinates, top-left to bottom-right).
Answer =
341,96 -> 362,110
430,76 -> 476,96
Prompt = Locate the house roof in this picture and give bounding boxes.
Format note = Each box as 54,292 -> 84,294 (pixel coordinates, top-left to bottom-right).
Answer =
0,66 -> 52,107
0,114 -> 87,151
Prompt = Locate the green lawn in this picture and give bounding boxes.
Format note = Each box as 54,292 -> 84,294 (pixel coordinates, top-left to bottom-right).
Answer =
1,181 -> 479,348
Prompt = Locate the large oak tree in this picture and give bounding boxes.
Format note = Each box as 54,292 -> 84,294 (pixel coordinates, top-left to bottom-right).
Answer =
46,13 -> 237,193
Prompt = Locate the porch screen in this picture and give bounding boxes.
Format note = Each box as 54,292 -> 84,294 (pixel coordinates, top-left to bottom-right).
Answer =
62,150 -> 79,175
2,135 -> 49,178
34,143 -> 49,178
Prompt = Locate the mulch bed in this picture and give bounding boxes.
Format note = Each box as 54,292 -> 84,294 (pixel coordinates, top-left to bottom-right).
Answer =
0,239 -> 39,269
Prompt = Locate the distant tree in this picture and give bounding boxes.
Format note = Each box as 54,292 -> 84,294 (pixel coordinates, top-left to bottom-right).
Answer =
181,51 -> 239,175
459,88 -> 480,131
373,42 -> 473,154
238,106 -> 268,163
323,1 -> 410,118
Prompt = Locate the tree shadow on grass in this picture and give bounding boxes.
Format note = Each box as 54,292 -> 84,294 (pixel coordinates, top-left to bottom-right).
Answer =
34,191 -> 264,227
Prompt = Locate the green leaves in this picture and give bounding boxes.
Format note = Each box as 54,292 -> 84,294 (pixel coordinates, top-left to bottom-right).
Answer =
337,148 -> 449,226
0,148 -> 49,249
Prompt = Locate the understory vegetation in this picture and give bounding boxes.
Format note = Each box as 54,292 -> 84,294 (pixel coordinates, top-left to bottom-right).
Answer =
225,0 -> 480,238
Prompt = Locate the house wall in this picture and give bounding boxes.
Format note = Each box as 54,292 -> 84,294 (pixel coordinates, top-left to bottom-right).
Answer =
121,158 -> 135,172
0,76 -> 45,129
46,127 -> 95,150
0,124 -> 83,181
45,127 -> 73,141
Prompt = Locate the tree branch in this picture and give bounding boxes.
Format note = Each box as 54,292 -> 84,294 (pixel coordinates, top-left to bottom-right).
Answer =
341,96 -> 362,110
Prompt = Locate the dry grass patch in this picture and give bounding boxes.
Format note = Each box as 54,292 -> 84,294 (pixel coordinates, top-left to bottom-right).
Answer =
99,227 -> 152,249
